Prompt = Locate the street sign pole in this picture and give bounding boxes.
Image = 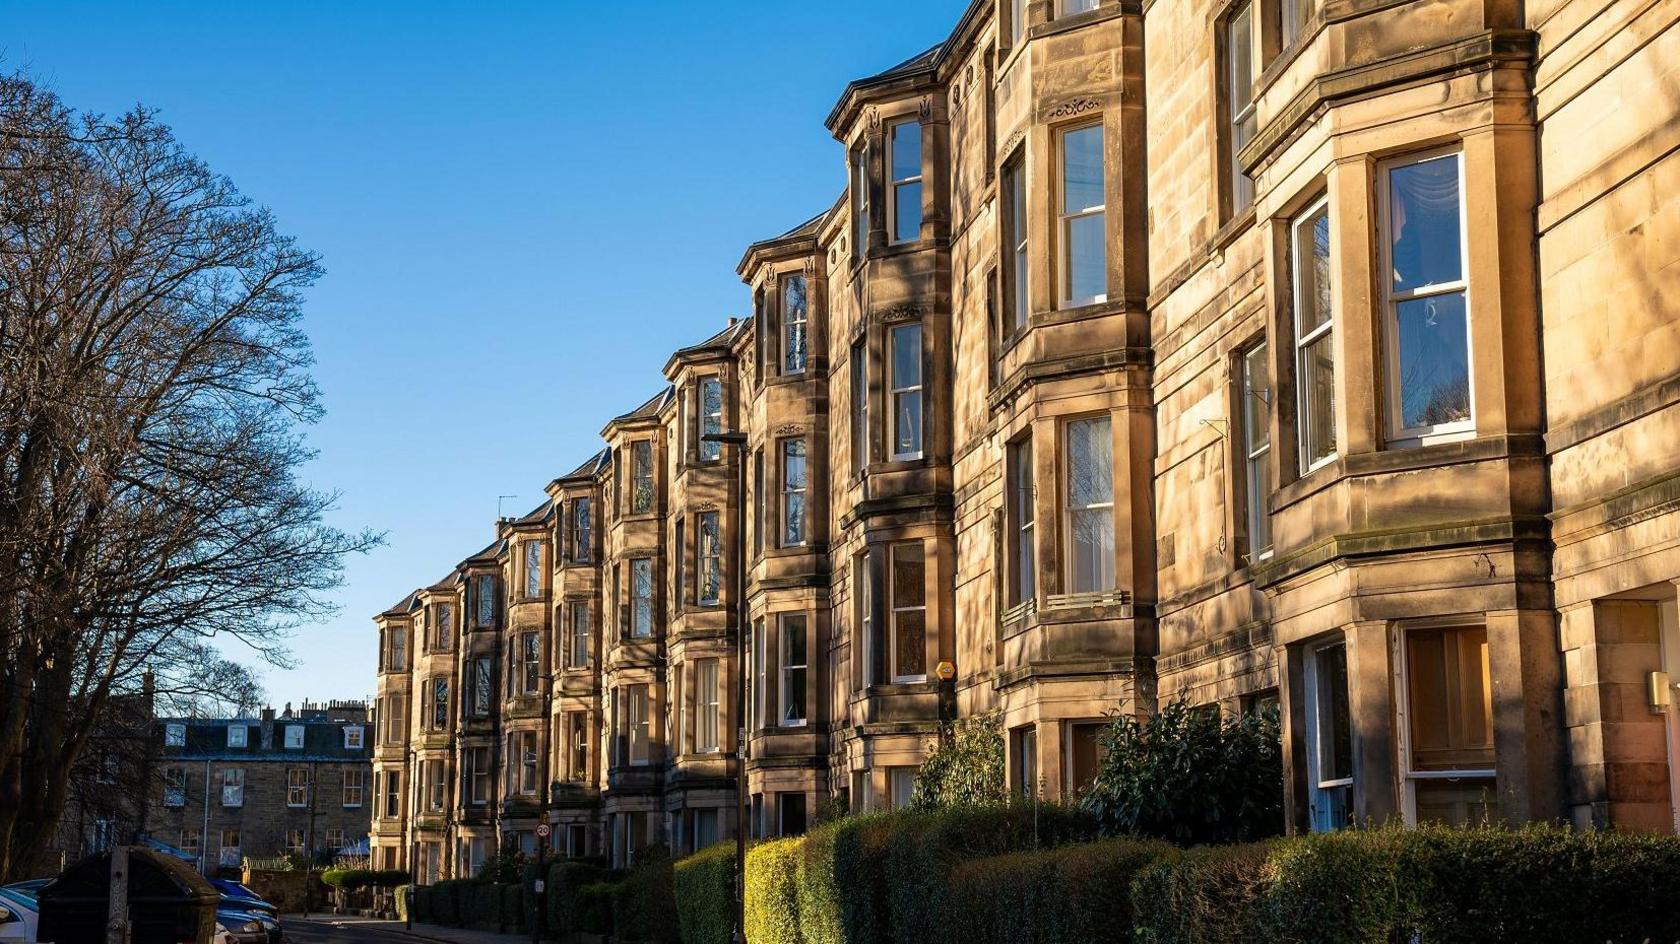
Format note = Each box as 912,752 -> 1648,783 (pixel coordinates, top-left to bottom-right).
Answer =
534,816 -> 551,944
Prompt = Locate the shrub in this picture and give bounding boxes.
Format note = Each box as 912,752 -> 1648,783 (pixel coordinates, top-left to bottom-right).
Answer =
1082,700 -> 1283,845
465,883 -> 505,932
500,884 -> 525,935
575,881 -> 618,936
674,841 -> 736,944
612,846 -> 681,944
429,879 -> 465,927
1130,843 -> 1275,944
546,860 -> 613,936
909,713 -> 1006,811
745,838 -> 805,944
370,869 -> 411,888
478,846 -> 529,885
393,884 -> 411,923
944,837 -> 1173,944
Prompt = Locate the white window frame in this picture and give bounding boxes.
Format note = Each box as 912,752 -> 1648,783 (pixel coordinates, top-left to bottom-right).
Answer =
435,601 -> 454,647
889,542 -> 928,684
781,439 -> 808,547
851,342 -> 870,473
469,745 -> 492,805
344,725 -> 365,750
574,498 -> 592,561
1057,121 -> 1107,308
699,512 -> 722,605
1292,194 -> 1338,474
1240,341 -> 1273,564
1009,0 -> 1027,46
570,602 -> 591,669
475,574 -> 495,628
522,631 -> 541,694
887,119 -> 923,245
630,558 -> 655,638
473,656 -> 492,717
427,759 -> 445,811
1379,147 -> 1475,446
783,276 -> 808,374
699,378 -> 724,462
1302,638 -> 1354,833
390,626 -> 406,670
1226,2 -> 1257,216
1063,414 -> 1116,594
226,724 -> 247,748
1009,436 -> 1036,606
1057,0 -> 1099,14
780,614 -> 808,728
631,440 -> 656,514
525,540 -> 544,598
165,723 -> 186,747
852,146 -> 871,258
1004,154 -> 1029,332
752,619 -> 767,730
628,685 -> 651,767
221,768 -> 244,808
285,725 -> 305,750
1393,620 -> 1497,826
164,767 -> 186,808
889,323 -> 924,461
697,659 -> 720,752
856,554 -> 874,688
520,730 -> 539,795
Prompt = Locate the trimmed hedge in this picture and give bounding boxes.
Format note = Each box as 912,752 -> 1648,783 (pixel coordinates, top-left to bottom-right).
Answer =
944,837 -> 1174,944
745,838 -> 805,944
320,867 -> 410,889
393,884 -> 411,923
674,841 -> 735,944
613,847 -> 682,944
545,860 -> 614,935
1132,842 -> 1275,944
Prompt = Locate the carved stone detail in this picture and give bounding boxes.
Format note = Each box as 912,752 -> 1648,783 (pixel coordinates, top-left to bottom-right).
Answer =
1045,98 -> 1101,121
875,302 -> 930,323
773,424 -> 807,437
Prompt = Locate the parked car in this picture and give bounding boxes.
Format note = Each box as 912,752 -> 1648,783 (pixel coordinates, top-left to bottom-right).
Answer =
215,906 -> 280,944
0,887 -> 39,943
209,880 -> 279,921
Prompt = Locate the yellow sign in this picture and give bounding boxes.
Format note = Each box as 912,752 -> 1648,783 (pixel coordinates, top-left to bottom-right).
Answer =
935,661 -> 956,681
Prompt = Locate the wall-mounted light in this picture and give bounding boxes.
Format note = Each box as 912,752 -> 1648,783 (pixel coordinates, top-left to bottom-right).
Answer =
1649,671 -> 1672,713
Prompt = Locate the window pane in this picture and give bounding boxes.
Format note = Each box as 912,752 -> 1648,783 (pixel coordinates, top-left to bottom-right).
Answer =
894,609 -> 926,678
1396,292 -> 1470,430
1228,4 -> 1253,108
1061,125 -> 1105,214
1389,154 -> 1463,293
892,543 -> 925,608
1315,644 -> 1353,783
1066,417 -> 1113,508
632,559 -> 654,637
1406,625 -> 1493,771
700,379 -> 723,461
1414,778 -> 1496,827
1299,332 -> 1337,465
1242,344 -> 1270,451
784,276 -> 808,373
892,324 -> 922,387
894,182 -> 922,242
1296,204 -> 1333,335
891,121 -> 921,181
1064,212 -> 1107,304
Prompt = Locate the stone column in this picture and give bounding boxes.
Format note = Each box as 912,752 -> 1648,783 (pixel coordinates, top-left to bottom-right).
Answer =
1346,619 -> 1399,825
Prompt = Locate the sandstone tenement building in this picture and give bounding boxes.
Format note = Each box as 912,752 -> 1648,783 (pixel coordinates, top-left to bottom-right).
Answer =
372,0 -> 1680,877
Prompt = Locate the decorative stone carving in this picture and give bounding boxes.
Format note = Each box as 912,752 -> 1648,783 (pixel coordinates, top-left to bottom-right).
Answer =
1045,98 -> 1101,121
1001,128 -> 1027,160
774,424 -> 807,437
875,302 -> 929,323
919,95 -> 933,122
867,107 -> 881,134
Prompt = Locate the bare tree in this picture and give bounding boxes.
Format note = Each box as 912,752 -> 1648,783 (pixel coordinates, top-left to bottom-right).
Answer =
0,73 -> 378,880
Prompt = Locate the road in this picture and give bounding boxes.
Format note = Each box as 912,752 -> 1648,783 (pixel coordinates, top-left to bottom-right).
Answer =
283,918 -> 417,943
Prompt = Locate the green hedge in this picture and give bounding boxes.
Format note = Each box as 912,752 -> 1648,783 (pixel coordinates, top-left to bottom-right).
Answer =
320,867 -> 410,889
1133,825 -> 1680,944
613,847 -> 681,944
944,837 -> 1174,944
745,838 -> 805,944
546,860 -> 614,935
576,881 -> 618,936
394,884 -> 411,923
674,841 -> 735,944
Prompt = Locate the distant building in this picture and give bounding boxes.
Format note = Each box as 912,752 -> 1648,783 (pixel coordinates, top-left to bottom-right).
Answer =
147,701 -> 373,875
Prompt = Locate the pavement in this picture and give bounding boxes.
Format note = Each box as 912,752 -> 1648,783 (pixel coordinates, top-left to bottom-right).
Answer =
285,916 -> 535,944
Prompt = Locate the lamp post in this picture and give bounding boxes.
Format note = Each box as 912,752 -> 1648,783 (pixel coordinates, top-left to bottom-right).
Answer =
533,671 -> 557,944
405,746 -> 416,931
703,429 -> 750,944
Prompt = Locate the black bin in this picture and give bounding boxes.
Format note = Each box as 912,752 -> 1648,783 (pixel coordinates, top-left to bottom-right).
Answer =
38,846 -> 219,944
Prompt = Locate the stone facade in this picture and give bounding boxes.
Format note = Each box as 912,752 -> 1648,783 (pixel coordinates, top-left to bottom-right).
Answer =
372,0 -> 1680,877
148,703 -> 373,876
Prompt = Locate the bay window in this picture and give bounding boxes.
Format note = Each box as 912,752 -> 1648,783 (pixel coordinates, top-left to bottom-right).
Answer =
699,378 -> 724,461
888,120 -> 923,244
889,542 -> 927,682
1304,639 -> 1353,832
696,659 -> 719,752
1240,341 -> 1273,562
1292,196 -> 1337,471
569,712 -> 589,780
630,558 -> 654,638
518,731 -> 539,794
628,685 -> 650,766
1403,623 -> 1495,825
389,627 -> 406,672
573,498 -> 592,561
432,676 -> 449,729
1004,154 -> 1029,331
524,541 -> 544,598
890,323 -> 924,460
475,574 -> 495,628
469,746 -> 491,804
784,276 -> 808,374
631,440 -> 655,514
1224,3 -> 1257,217
1008,437 -> 1036,606
781,614 -> 808,726
1064,415 -> 1115,594
435,602 -> 453,648
569,602 -> 590,669
782,439 -> 808,546
1059,122 -> 1107,306
1383,149 -> 1472,443
473,656 -> 491,717
699,512 -> 722,605
852,146 -> 870,257
427,759 -> 445,811
521,631 -> 540,694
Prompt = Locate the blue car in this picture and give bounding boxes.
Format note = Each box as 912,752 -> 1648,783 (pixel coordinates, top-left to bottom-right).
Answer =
210,880 -> 279,920
209,881 -> 281,943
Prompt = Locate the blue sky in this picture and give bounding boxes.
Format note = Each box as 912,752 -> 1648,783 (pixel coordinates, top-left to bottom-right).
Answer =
0,0 -> 969,709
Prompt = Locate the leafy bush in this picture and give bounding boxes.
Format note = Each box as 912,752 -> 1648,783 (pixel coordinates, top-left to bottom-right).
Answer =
1082,700 -> 1283,844
612,845 -> 681,944
1131,843 -> 1275,944
943,837 -> 1173,944
674,841 -> 736,944
745,838 -> 805,944
575,881 -> 618,935
429,879 -> 465,927
320,867 -> 409,890
394,884 -> 411,923
477,846 -> 529,885
546,860 -> 614,936
500,884 -> 525,934
909,713 -> 1006,811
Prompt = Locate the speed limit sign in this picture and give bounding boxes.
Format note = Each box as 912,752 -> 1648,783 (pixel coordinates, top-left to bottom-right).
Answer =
536,824 -> 551,839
